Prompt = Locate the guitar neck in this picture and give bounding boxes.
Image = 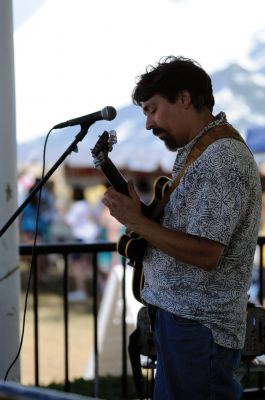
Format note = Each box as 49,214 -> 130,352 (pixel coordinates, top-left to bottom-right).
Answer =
100,158 -> 149,214
101,158 -> 129,195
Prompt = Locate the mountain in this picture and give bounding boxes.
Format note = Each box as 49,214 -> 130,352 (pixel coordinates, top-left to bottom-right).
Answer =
212,29 -> 265,136
17,104 -> 177,172
17,31 -> 265,170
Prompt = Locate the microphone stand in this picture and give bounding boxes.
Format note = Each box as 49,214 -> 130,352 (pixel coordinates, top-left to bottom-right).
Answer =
0,124 -> 92,238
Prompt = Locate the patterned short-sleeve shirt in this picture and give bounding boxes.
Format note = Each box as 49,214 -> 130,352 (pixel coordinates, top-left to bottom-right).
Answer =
142,115 -> 262,349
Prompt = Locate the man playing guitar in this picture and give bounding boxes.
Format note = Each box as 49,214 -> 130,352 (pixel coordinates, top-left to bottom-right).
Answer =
103,56 -> 262,399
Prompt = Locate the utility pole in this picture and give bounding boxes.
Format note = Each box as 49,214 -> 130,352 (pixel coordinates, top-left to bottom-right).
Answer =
0,0 -> 20,381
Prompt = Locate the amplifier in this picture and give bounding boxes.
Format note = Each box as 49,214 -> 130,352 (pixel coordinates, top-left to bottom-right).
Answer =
242,303 -> 265,360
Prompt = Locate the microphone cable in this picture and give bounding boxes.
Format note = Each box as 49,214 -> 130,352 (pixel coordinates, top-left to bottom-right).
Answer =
4,128 -> 53,381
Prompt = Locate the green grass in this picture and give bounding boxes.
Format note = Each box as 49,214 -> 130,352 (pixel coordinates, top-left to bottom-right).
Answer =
45,373 -> 265,399
46,376 -> 144,399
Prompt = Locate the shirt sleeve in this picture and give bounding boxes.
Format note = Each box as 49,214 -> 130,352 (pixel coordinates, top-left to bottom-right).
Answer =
184,142 -> 246,246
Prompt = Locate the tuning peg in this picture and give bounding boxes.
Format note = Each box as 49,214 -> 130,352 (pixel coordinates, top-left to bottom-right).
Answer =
109,130 -> 117,143
92,154 -> 101,169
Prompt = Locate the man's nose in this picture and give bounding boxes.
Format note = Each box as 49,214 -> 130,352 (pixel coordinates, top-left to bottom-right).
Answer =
145,116 -> 153,130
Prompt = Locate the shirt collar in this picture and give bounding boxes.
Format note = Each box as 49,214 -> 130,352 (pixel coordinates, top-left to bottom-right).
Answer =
173,112 -> 229,173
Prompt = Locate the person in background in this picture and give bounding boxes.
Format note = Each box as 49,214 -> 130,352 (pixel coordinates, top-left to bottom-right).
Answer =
97,204 -> 123,295
103,56 -> 262,399
19,178 -> 58,244
19,178 -> 58,281
65,186 -> 99,302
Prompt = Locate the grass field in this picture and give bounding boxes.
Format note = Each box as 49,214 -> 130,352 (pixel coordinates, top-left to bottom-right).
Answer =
18,262 -> 142,399
19,262 -> 94,387
17,262 -> 265,400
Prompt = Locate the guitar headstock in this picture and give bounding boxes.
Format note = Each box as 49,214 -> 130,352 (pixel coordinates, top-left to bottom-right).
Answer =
91,130 -> 117,168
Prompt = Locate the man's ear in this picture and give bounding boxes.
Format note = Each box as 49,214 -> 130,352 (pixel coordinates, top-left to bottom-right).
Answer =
179,90 -> 191,108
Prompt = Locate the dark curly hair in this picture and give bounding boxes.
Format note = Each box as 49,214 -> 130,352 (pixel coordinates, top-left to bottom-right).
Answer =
132,56 -> 215,112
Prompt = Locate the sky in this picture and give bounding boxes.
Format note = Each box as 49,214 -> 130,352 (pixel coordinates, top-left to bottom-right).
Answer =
12,0 -> 265,143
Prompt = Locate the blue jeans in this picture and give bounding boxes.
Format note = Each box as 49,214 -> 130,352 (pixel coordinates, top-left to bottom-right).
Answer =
149,306 -> 243,400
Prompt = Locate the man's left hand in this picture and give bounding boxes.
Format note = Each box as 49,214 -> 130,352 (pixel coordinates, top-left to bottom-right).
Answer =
102,180 -> 142,231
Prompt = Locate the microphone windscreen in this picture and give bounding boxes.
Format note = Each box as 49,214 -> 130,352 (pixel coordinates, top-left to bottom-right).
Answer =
102,106 -> 117,121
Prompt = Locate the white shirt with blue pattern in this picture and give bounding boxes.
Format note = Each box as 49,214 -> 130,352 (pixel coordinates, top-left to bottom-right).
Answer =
142,113 -> 262,349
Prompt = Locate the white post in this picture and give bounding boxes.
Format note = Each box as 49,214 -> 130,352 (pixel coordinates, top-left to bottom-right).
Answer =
0,0 -> 20,381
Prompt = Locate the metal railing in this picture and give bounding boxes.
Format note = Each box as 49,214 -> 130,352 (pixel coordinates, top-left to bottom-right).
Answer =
19,241 -> 128,399
19,237 -> 265,398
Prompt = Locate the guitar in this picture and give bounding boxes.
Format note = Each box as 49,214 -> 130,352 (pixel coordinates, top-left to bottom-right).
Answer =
91,130 -> 171,303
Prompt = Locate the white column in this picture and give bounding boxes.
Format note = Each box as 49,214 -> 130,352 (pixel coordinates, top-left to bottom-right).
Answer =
0,0 -> 20,381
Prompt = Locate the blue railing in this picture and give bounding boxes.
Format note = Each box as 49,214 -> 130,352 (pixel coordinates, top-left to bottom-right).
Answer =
19,237 -> 265,398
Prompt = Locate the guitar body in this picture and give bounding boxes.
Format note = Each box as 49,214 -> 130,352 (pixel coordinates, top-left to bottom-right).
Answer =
117,175 -> 171,261
91,131 -> 172,303
118,176 -> 171,303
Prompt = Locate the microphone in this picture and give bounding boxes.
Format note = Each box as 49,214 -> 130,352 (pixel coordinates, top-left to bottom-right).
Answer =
53,106 -> 117,129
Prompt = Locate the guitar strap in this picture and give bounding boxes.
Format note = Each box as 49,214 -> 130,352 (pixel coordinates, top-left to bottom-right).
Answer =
151,124 -> 248,220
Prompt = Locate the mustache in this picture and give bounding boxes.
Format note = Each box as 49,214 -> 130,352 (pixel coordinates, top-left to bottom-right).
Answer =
152,127 -> 167,136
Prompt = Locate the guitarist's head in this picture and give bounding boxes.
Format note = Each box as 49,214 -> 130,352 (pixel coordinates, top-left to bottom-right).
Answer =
132,56 -> 216,150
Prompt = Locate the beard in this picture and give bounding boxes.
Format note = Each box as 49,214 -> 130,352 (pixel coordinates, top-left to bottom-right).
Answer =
163,134 -> 179,151
153,128 -> 179,151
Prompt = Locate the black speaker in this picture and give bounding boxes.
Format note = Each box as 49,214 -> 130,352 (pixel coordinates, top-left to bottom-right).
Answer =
242,303 -> 265,360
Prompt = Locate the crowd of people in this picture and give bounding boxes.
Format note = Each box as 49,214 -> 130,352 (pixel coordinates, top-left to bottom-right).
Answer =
18,176 -> 123,301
